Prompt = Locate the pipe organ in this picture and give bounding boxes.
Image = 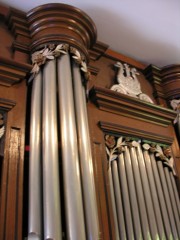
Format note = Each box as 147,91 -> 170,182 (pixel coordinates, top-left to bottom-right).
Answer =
0,3 -> 180,240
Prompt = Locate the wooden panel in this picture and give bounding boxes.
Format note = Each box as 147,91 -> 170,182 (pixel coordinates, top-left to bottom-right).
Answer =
89,118 -> 114,240
0,80 -> 27,240
5,128 -> 21,239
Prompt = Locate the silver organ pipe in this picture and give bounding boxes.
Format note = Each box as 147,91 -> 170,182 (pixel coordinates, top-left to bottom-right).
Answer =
28,72 -> 42,240
42,60 -> 62,239
106,135 -> 180,240
28,46 -> 99,239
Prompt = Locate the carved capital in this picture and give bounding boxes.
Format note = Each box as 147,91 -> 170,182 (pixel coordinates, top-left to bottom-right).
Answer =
27,3 -> 97,62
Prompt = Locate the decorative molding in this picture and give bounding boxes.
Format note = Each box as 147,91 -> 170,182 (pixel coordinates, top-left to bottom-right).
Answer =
105,134 -> 176,175
143,64 -> 165,104
144,64 -> 180,102
12,41 -> 30,54
90,86 -> 177,127
88,65 -> 100,76
142,143 -> 176,176
0,57 -> 31,86
88,41 -> 109,61
100,121 -> 174,145
0,101 -> 15,148
111,61 -> 153,103
7,7 -> 31,54
105,49 -> 146,70
29,44 -> 90,83
105,135 -> 124,166
162,64 -> 180,81
27,3 -> 97,58
7,8 -> 29,38
0,98 -> 16,111
161,64 -> 180,100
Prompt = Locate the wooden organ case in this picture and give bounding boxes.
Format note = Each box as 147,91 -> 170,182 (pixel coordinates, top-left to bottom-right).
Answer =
0,3 -> 179,240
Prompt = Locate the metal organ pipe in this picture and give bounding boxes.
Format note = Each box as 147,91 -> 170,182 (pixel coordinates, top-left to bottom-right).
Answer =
28,72 -> 42,240
42,60 -> 62,239
72,62 -> 99,240
57,54 -> 86,240
106,136 -> 180,240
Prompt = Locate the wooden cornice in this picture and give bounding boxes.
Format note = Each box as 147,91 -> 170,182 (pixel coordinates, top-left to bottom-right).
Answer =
143,64 -> 162,84
0,5 -> 9,20
99,121 -> 174,145
144,64 -> 180,102
161,64 -> 180,100
0,98 -> 16,111
104,49 -> 146,70
27,3 -> 97,61
88,41 -> 109,60
143,64 -> 166,105
88,65 -> 100,76
0,57 -> 31,86
89,86 -> 177,127
7,7 -> 31,54
7,8 -> 29,38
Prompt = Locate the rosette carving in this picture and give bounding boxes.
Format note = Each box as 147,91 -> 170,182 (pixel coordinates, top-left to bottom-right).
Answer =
105,134 -> 176,175
105,135 -> 139,167
142,143 -> 176,176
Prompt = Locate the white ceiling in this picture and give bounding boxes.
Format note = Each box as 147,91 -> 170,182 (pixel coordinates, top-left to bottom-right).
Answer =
1,0 -> 180,67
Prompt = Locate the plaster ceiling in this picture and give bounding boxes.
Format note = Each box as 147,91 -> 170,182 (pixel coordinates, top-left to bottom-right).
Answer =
1,0 -> 180,67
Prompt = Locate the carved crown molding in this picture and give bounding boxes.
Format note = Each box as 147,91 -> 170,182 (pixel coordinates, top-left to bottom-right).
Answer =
88,41 -> 109,61
90,86 -> 177,127
7,7 -> 31,54
144,64 -> 180,102
143,65 -> 165,105
161,64 -> 180,100
0,57 -> 31,86
27,3 -> 97,61
7,8 -> 29,38
99,121 -> 174,145
0,98 -> 16,111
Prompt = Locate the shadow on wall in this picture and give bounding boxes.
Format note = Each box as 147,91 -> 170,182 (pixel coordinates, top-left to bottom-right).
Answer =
83,6 -> 179,67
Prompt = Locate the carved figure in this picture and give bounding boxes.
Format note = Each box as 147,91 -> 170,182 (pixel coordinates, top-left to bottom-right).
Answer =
111,61 -> 153,103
